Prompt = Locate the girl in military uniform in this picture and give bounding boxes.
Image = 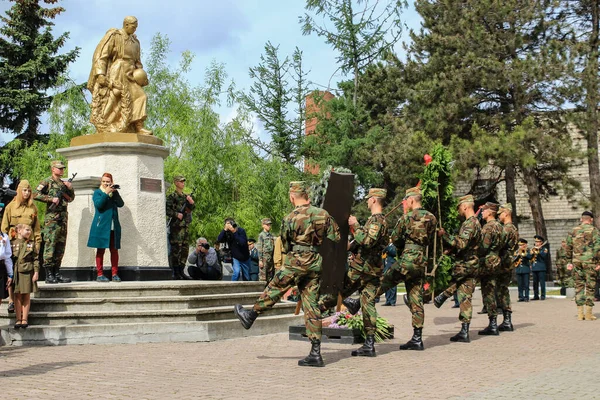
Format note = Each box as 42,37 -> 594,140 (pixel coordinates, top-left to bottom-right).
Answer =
11,224 -> 40,328
1,180 -> 41,314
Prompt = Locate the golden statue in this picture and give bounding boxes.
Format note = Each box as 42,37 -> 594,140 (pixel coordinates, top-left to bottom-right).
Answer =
87,16 -> 152,135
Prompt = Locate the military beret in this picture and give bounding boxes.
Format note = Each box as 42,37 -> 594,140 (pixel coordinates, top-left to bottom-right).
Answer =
261,218 -> 272,225
173,175 -> 186,182
457,194 -> 474,206
480,202 -> 499,212
51,160 -> 65,169
582,210 -> 594,218
404,187 -> 421,198
289,181 -> 309,195
518,238 -> 528,244
366,188 -> 386,199
499,203 -> 513,214
534,235 -> 544,241
248,238 -> 256,244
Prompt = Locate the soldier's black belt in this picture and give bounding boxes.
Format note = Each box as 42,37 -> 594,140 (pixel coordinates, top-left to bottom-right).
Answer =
292,244 -> 320,253
404,243 -> 424,251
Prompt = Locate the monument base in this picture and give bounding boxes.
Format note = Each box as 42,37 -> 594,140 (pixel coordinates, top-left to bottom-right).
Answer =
39,266 -> 172,282
57,133 -> 170,276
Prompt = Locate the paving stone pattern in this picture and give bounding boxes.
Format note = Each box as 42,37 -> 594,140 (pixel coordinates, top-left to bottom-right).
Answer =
1,292 -> 599,399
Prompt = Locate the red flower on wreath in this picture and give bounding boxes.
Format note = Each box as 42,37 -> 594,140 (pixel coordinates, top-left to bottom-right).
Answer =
423,282 -> 430,291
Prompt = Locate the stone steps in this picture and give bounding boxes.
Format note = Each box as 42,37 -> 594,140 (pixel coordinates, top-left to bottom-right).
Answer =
34,281 -> 267,298
0,314 -> 302,346
0,280 -> 303,346
21,292 -> 263,312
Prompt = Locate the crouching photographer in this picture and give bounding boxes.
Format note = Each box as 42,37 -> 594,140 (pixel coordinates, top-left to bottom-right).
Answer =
187,237 -> 222,280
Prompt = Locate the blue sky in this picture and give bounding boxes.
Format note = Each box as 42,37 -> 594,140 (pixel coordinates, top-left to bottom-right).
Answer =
0,0 -> 421,142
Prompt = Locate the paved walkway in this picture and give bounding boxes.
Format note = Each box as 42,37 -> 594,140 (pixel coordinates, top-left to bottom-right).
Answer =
1,292 -> 599,399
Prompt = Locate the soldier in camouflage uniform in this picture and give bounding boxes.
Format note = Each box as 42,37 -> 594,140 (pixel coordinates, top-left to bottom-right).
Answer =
234,181 -> 341,367
433,194 -> 481,343
556,239 -> 574,291
496,203 -> 519,332
256,218 -> 275,282
477,202 -> 504,336
565,211 -> 600,321
373,187 -> 436,351
166,176 -> 195,279
34,160 -> 75,284
319,188 -> 388,357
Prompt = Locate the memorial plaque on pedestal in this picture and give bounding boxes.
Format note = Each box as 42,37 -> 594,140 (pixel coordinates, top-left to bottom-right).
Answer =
140,177 -> 162,193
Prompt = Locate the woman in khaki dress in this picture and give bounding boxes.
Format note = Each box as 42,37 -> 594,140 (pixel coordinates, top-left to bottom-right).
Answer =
11,224 -> 39,328
1,180 -> 41,314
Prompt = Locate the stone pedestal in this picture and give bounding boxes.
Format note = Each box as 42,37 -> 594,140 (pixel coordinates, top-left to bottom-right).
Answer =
56,133 -> 170,278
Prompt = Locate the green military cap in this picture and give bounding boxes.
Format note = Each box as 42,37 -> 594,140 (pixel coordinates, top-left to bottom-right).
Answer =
173,175 -> 186,182
404,186 -> 420,198
499,203 -> 513,214
457,194 -> 474,206
289,181 -> 308,195
366,188 -> 386,199
480,202 -> 499,212
51,160 -> 65,169
261,218 -> 272,225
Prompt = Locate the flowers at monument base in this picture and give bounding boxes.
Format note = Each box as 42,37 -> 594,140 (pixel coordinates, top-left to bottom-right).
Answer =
322,310 -> 394,342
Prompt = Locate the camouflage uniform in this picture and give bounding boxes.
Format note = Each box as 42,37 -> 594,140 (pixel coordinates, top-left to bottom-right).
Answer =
34,175 -> 75,273
479,215 -> 504,319
377,201 -> 436,329
497,220 -> 519,313
320,211 -> 388,336
166,191 -> 194,274
257,222 -> 275,282
441,214 -> 481,324
556,240 -> 574,288
565,220 -> 600,308
253,197 -> 341,341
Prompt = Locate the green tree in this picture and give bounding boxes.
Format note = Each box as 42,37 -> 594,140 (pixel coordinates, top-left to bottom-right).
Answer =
0,0 -> 79,142
403,0 -> 577,250
238,42 -> 309,165
559,0 -> 600,227
300,0 -> 406,105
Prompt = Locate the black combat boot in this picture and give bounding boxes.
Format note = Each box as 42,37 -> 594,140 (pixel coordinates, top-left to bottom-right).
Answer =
434,292 -> 450,309
44,267 -> 57,284
178,267 -> 191,280
450,323 -> 470,343
478,316 -> 499,336
234,304 -> 258,329
498,311 -> 514,332
298,339 -> 325,367
399,327 -> 424,350
342,297 -> 360,315
477,305 -> 488,314
53,267 -> 70,283
351,334 -> 376,357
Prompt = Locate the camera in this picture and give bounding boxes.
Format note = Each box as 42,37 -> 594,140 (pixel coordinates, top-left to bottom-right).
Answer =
111,184 -> 120,190
201,243 -> 210,250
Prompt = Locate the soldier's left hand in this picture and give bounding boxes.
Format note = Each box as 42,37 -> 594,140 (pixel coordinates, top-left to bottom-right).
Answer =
437,228 -> 445,237
32,272 -> 39,283
186,195 -> 194,205
567,263 -> 574,271
596,264 -> 600,271
64,181 -> 72,189
348,215 -> 357,226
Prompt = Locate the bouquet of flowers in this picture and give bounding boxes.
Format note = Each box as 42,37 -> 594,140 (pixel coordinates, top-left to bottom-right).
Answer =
327,311 -> 393,343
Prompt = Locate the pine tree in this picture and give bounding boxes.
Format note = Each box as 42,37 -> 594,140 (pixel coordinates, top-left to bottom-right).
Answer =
403,0 -> 577,251
0,0 -> 79,142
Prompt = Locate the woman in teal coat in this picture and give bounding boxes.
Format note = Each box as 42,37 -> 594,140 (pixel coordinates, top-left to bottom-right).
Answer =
87,173 -> 124,282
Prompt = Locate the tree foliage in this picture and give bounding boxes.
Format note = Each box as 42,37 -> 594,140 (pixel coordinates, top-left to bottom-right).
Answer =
238,42 -> 309,165
300,0 -> 406,104
0,0 -> 79,142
